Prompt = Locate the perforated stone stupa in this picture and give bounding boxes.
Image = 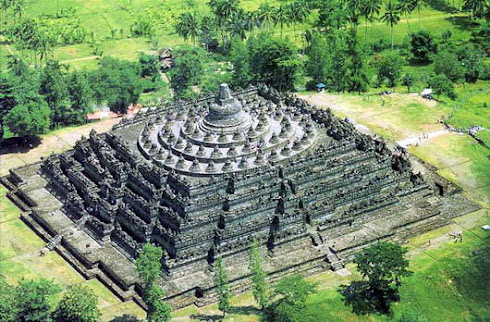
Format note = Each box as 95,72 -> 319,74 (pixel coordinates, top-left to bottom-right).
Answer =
3,84 -> 478,308
138,83 -> 317,175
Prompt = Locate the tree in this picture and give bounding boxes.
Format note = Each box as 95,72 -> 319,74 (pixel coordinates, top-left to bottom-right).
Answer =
397,0 -> 414,33
409,31 -> 436,63
13,278 -> 61,321
167,45 -> 207,97
39,60 -> 69,110
458,46 -> 484,82
429,74 -> 456,99
249,238 -> 268,310
355,242 -> 412,289
199,15 -> 219,51
345,29 -> 369,93
330,33 -> 349,93
0,73 -> 17,138
346,0 -> 361,29
267,275 -> 317,322
434,51 -> 464,83
225,10 -> 251,41
136,243 -> 163,293
359,0 -> 382,43
0,278 -> 16,321
373,53 -> 404,89
287,1 -> 309,40
409,0 -> 424,25
340,242 -> 412,315
146,285 -> 172,322
6,55 -> 29,77
135,244 -> 172,322
175,12 -> 201,46
138,54 -> 160,79
53,284 -> 100,322
90,57 -> 143,113
314,1 -> 348,35
230,37 -> 251,88
208,0 -> 240,46
273,5 -> 292,38
463,0 -> 488,20
67,72 -> 93,124
381,1 -> 401,50
305,32 -> 331,88
209,0 -> 240,22
248,33 -> 302,91
215,257 -> 231,317
256,3 -> 274,29
38,35 -> 53,64
5,101 -> 51,137
402,73 -> 414,92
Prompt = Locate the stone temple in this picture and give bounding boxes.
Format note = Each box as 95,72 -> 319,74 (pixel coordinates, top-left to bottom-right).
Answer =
3,84 -> 478,308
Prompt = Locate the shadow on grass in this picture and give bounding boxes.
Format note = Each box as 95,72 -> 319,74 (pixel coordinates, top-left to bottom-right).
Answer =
446,16 -> 480,31
338,281 -> 399,315
0,136 -> 41,154
425,0 -> 459,13
227,305 -> 262,315
189,313 -> 223,321
110,314 -> 140,322
452,245 -> 490,308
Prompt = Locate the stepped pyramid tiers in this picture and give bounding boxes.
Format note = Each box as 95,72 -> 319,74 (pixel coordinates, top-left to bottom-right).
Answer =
3,84 -> 478,308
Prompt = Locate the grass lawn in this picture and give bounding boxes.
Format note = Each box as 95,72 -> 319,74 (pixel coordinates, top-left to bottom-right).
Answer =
299,92 -> 451,140
409,133 -> 490,208
447,81 -> 490,130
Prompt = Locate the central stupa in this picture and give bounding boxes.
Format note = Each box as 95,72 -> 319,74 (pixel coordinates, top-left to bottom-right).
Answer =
203,83 -> 251,130
137,83 -> 318,175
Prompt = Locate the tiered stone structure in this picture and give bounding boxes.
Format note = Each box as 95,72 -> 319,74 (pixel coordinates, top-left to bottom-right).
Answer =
2,84 -> 478,308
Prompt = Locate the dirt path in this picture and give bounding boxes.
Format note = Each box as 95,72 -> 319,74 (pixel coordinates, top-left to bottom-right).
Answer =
397,129 -> 449,148
60,55 -> 99,63
0,36 -> 15,55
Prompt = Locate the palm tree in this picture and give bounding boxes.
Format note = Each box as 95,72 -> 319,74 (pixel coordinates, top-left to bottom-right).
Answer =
208,0 -> 240,47
381,1 -> 401,50
347,0 -> 362,29
397,0 -> 414,33
409,0 -> 423,25
256,3 -> 274,29
175,12 -> 201,46
273,5 -> 292,38
13,0 -> 26,21
226,10 -> 250,40
359,0 -> 382,44
38,35 -> 53,64
287,1 -> 310,40
6,55 -> 28,76
463,0 -> 488,20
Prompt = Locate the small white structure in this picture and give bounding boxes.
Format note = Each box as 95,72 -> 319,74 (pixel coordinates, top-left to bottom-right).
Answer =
421,88 -> 433,98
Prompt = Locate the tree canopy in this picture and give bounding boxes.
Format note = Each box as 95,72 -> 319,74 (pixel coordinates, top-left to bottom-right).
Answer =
355,242 -> 412,288
248,33 -> 301,91
5,101 -> 51,137
14,278 -> 61,321
90,57 -> 143,113
53,284 -> 100,322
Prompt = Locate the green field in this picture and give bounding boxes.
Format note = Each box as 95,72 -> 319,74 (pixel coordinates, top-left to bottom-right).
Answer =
0,0 -> 480,71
